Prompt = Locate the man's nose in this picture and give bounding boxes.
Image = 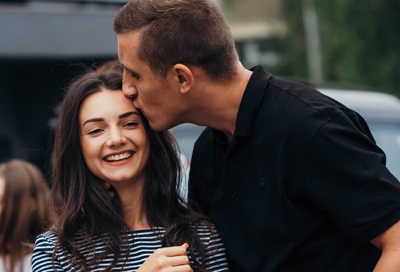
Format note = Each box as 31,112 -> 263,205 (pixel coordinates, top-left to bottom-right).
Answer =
122,84 -> 138,100
122,73 -> 138,99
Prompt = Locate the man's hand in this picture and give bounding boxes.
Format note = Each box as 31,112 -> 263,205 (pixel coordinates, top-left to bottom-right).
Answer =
137,243 -> 193,272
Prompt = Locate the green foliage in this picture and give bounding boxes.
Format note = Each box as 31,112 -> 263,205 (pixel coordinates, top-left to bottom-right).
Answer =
281,0 -> 400,97
274,0 -> 308,79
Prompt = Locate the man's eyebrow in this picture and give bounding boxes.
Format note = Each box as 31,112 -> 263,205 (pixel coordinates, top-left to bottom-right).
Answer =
121,64 -> 134,73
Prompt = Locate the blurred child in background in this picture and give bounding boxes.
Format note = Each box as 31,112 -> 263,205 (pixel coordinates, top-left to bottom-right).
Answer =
0,159 -> 51,272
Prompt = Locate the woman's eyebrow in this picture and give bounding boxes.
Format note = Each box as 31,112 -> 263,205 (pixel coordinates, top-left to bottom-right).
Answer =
119,111 -> 139,119
82,112 -> 139,126
82,117 -> 104,126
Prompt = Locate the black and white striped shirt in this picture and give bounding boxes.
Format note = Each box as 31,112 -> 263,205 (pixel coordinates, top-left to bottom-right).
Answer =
32,226 -> 229,271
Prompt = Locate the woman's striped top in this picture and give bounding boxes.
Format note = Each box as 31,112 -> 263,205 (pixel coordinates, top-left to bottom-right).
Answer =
31,226 -> 229,271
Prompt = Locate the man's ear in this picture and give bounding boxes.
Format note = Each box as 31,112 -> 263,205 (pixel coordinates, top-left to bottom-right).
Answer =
171,64 -> 194,94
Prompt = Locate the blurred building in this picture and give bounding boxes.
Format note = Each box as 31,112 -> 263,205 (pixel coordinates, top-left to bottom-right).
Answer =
219,0 -> 286,68
0,0 -> 286,175
0,0 -> 125,174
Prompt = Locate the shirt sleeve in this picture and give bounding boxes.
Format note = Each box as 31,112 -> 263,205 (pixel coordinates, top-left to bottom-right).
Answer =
31,233 -> 65,272
196,224 -> 230,271
305,111 -> 400,243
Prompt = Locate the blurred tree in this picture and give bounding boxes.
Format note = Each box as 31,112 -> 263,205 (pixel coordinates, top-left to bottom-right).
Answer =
274,0 -> 308,82
280,0 -> 400,97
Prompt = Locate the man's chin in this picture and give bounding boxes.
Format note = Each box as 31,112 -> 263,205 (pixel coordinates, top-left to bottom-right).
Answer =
149,120 -> 177,132
149,121 -> 168,132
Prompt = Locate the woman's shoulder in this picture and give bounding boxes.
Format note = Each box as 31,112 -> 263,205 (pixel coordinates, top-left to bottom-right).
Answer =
194,221 -> 215,233
34,228 -> 86,249
192,222 -> 229,271
35,230 -> 57,247
194,221 -> 224,246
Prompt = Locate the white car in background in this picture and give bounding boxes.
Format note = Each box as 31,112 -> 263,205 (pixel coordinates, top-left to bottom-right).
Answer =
319,89 -> 400,180
171,88 -> 400,198
170,123 -> 205,199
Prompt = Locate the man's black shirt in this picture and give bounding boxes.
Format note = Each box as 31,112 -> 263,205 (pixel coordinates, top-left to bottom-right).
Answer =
188,66 -> 400,271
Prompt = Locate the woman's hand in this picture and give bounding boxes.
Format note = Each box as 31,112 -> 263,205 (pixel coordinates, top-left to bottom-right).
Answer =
137,243 -> 192,272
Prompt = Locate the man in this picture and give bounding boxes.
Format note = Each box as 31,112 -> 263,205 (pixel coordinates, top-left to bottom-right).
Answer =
114,0 -> 400,271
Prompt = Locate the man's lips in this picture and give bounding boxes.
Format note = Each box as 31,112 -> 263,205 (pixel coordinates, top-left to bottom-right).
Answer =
133,100 -> 141,110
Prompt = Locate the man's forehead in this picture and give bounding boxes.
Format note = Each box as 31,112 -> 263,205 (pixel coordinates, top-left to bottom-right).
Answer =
118,31 -> 141,48
118,36 -> 141,65
118,51 -> 135,72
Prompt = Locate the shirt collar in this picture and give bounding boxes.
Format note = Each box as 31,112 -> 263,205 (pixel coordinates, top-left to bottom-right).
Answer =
234,65 -> 271,137
212,65 -> 271,146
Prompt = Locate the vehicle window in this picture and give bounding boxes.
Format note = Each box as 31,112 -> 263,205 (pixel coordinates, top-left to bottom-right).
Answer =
171,119 -> 400,188
368,122 -> 400,180
170,125 -> 205,162
170,124 -> 205,201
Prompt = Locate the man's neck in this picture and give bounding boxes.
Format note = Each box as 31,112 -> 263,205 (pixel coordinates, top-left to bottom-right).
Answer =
188,64 -> 253,138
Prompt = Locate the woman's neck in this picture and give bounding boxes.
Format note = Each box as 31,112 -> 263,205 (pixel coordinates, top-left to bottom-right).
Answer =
115,179 -> 149,230
122,200 -> 149,230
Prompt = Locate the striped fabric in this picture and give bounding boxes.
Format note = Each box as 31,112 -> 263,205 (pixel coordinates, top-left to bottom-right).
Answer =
32,226 -> 229,271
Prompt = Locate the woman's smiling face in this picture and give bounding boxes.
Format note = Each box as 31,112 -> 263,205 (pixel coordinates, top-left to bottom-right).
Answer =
79,88 -> 149,188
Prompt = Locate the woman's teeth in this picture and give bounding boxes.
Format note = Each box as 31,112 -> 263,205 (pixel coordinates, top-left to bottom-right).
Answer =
105,152 -> 132,162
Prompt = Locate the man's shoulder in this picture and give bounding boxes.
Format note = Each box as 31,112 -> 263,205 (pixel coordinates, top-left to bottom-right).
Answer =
193,127 -> 214,147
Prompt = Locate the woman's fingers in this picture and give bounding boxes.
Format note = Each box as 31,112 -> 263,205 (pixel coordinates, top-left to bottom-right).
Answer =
137,244 -> 192,272
163,243 -> 189,257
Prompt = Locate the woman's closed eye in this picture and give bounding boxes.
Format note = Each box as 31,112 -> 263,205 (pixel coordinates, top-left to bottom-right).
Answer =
123,121 -> 139,128
87,128 -> 104,135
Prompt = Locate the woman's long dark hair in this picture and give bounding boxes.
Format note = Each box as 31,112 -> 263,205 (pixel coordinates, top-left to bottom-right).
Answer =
51,62 -> 210,271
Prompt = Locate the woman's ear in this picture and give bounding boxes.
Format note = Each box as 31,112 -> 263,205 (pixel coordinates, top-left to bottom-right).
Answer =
171,64 -> 194,94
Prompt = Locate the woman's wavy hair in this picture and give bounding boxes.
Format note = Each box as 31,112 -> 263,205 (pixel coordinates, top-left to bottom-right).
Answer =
51,61 -> 210,271
0,159 -> 51,272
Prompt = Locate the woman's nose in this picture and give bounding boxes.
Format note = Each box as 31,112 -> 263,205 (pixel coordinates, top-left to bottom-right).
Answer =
106,130 -> 127,147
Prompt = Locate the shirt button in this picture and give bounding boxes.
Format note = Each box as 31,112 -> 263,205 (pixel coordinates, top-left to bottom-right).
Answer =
231,192 -> 236,199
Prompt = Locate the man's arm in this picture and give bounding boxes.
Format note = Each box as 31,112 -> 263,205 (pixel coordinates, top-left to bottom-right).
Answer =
371,220 -> 400,271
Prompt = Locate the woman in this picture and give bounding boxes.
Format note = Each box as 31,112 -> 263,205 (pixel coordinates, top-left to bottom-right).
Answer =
31,63 -> 229,271
0,159 -> 51,272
